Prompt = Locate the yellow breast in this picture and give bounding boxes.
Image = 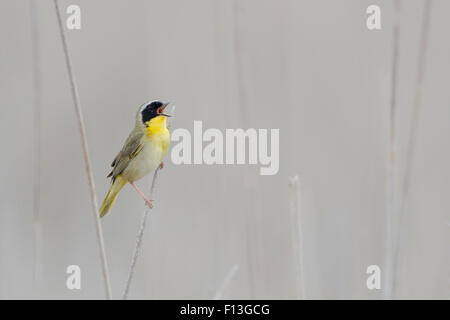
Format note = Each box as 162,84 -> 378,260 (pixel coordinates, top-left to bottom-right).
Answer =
145,115 -> 170,155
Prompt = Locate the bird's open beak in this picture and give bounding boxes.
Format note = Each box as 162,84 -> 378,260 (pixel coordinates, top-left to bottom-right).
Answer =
160,102 -> 172,117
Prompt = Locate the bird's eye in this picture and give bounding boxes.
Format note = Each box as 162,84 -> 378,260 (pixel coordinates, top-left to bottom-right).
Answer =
157,107 -> 163,114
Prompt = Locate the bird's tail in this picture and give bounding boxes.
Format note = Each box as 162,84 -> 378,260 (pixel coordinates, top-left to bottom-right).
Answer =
99,175 -> 127,218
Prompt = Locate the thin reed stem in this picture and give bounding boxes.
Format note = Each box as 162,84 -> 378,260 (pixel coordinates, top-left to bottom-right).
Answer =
393,0 -> 432,297
122,170 -> 159,300
384,0 -> 400,299
54,0 -> 112,299
233,0 -> 248,126
232,0 -> 258,298
30,0 -> 42,292
288,175 -> 306,299
122,106 -> 176,300
213,264 -> 239,300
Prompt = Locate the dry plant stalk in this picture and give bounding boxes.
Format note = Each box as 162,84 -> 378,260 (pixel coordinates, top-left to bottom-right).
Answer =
233,0 -> 248,126
122,106 -> 176,300
384,0 -> 400,299
232,0 -> 260,298
288,175 -> 306,299
213,264 -> 239,300
30,0 -> 42,291
54,0 -> 112,299
393,0 -> 432,297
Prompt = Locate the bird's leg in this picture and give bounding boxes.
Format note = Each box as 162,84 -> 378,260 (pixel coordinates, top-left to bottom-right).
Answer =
129,181 -> 153,208
159,161 -> 164,170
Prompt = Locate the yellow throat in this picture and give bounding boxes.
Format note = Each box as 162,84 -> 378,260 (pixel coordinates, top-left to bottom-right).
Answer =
145,115 -> 170,153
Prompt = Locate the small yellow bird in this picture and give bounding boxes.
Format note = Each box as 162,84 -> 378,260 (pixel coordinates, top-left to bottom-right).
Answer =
99,100 -> 171,218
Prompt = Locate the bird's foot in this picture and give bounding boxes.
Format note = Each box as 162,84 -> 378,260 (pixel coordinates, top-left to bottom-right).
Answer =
159,161 -> 164,170
130,181 -> 154,209
144,199 -> 154,209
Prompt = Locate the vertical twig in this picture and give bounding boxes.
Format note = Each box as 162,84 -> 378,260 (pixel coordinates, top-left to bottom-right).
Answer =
393,0 -> 432,297
54,0 -> 112,299
30,0 -> 42,292
122,170 -> 159,300
288,175 -> 306,299
384,0 -> 400,299
233,0 -> 248,126
232,0 -> 259,298
213,264 -> 239,300
122,106 -> 176,300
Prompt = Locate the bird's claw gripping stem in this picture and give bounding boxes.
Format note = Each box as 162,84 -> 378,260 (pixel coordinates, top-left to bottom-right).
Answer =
130,181 -> 154,209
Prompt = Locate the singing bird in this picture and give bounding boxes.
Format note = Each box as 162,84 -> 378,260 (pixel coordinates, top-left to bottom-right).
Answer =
99,100 -> 171,218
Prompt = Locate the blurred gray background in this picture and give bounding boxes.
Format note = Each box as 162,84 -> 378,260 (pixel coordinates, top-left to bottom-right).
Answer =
0,0 -> 449,299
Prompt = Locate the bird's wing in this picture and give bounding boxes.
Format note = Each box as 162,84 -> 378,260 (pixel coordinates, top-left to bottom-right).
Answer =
108,130 -> 144,181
